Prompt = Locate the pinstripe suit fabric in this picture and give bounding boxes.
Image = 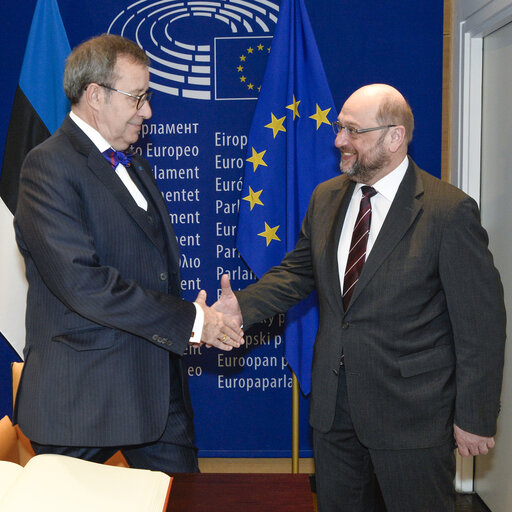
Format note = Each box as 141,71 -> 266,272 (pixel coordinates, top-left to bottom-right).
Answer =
235,158 -> 506,509
237,159 -> 505,446
13,115 -> 197,451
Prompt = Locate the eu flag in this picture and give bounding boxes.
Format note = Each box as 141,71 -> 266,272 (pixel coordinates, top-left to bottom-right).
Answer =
236,0 -> 338,394
0,0 -> 70,361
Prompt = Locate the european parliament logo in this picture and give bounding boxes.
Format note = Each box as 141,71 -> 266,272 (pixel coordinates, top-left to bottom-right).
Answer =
215,36 -> 272,100
108,0 -> 279,101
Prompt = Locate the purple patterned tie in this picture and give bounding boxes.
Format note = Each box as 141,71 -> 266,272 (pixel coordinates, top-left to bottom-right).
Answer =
102,148 -> 133,169
343,186 -> 377,310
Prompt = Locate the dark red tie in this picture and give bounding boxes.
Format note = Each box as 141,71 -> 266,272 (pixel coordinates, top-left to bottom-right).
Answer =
343,186 -> 377,310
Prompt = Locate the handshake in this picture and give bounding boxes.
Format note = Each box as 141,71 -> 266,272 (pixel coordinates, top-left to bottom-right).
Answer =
193,274 -> 244,351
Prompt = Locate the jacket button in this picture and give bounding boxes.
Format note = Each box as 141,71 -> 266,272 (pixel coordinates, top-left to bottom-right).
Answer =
160,272 -> 168,281
342,322 -> 349,329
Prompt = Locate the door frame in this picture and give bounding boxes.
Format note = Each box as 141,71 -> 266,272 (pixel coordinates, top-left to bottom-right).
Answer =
450,0 -> 512,492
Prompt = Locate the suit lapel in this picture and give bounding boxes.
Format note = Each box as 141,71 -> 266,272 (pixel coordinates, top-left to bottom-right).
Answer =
347,160 -> 424,310
131,156 -> 181,266
62,116 -> 174,254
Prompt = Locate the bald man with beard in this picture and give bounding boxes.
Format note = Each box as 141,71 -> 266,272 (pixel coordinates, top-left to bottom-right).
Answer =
214,84 -> 506,511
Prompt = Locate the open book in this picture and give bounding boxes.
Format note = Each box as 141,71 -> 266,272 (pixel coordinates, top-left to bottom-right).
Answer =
0,453 -> 172,511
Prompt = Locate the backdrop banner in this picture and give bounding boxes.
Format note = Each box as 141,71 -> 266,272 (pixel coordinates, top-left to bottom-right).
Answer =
0,0 -> 443,457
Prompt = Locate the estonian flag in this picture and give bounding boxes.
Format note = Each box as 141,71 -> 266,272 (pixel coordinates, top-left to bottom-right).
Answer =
0,0 -> 70,358
236,0 -> 338,394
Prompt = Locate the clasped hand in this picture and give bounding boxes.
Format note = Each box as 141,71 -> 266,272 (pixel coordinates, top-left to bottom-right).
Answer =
194,275 -> 244,351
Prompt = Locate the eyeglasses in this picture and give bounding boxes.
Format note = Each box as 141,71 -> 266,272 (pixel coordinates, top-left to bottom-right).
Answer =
332,121 -> 397,137
98,84 -> 153,110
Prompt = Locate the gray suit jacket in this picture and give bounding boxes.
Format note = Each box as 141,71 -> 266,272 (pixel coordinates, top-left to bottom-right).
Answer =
14,115 -> 196,447
236,158 -> 506,449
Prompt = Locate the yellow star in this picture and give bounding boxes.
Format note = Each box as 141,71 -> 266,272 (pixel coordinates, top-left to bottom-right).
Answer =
257,44 -> 264,51
247,47 -> 254,53
248,83 -> 254,90
286,95 -> 301,120
240,76 -> 247,83
265,113 -> 286,138
258,85 -> 261,92
243,187 -> 264,210
237,65 -> 243,72
267,47 -> 271,53
309,104 -> 332,130
258,222 -> 281,246
240,55 -> 246,61
246,147 -> 267,172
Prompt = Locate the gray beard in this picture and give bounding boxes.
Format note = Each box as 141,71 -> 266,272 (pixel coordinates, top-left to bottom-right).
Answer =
341,154 -> 386,183
340,137 -> 389,183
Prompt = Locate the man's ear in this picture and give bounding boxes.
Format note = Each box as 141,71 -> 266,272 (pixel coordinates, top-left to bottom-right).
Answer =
389,125 -> 406,153
83,83 -> 102,112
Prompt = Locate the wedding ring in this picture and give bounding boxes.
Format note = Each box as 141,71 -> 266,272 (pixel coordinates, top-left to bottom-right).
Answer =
221,335 -> 227,342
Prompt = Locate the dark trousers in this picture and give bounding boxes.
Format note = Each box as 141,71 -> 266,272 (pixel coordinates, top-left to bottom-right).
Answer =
313,369 -> 456,512
31,437 -> 198,473
32,359 -> 199,474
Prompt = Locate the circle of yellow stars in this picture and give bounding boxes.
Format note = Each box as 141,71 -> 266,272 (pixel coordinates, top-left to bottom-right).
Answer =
243,95 -> 332,246
237,43 -> 271,93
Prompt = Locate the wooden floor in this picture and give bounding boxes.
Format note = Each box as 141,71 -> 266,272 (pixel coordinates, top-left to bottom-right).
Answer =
200,461 -> 492,511
311,492 -> 490,512
454,494 -> 491,512
309,475 -> 491,512
374,491 -> 491,512
312,493 -> 491,512
373,485 -> 491,512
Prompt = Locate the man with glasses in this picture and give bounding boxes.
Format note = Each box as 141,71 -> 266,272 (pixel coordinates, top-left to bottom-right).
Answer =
215,84 -> 506,511
13,34 -> 243,472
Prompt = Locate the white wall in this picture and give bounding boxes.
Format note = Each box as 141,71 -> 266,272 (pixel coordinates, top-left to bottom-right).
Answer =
451,0 -> 512,508
474,19 -> 512,512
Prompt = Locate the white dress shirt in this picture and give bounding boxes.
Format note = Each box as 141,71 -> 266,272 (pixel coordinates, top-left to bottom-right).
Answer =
337,156 -> 409,294
69,111 -> 203,344
69,111 -> 148,211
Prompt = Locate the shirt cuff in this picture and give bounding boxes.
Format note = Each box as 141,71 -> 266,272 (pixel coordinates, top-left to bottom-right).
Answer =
189,302 -> 204,344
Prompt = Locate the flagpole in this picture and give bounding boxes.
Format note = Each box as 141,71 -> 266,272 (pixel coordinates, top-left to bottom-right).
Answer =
292,371 -> 299,473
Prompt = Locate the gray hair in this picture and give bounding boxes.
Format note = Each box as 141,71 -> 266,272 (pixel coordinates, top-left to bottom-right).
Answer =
376,95 -> 415,145
64,34 -> 150,105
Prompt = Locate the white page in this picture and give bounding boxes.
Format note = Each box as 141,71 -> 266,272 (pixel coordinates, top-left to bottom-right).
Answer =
0,461 -> 23,503
0,454 -> 170,512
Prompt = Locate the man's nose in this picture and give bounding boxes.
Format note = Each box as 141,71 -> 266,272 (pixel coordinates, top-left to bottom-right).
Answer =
139,100 -> 152,119
334,129 -> 349,147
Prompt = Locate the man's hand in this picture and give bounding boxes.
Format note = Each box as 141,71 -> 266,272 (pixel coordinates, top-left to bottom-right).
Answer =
212,274 -> 243,328
195,288 -> 243,350
454,424 -> 495,456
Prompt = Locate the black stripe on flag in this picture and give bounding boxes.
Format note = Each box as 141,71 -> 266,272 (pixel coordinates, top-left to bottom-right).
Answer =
0,85 -> 50,214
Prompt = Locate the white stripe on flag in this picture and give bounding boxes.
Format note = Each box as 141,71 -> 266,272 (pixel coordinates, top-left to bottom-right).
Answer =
0,197 -> 27,358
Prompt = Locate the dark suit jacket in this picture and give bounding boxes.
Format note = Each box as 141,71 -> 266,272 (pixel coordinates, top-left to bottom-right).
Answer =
13,115 -> 196,447
236,158 -> 506,449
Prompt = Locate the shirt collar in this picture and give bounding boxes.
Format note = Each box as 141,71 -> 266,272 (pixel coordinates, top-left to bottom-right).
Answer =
354,155 -> 409,202
69,110 -> 111,153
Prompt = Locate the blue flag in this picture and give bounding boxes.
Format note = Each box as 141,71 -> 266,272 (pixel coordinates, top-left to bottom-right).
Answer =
19,0 -> 71,135
236,0 -> 338,394
0,0 -> 70,420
